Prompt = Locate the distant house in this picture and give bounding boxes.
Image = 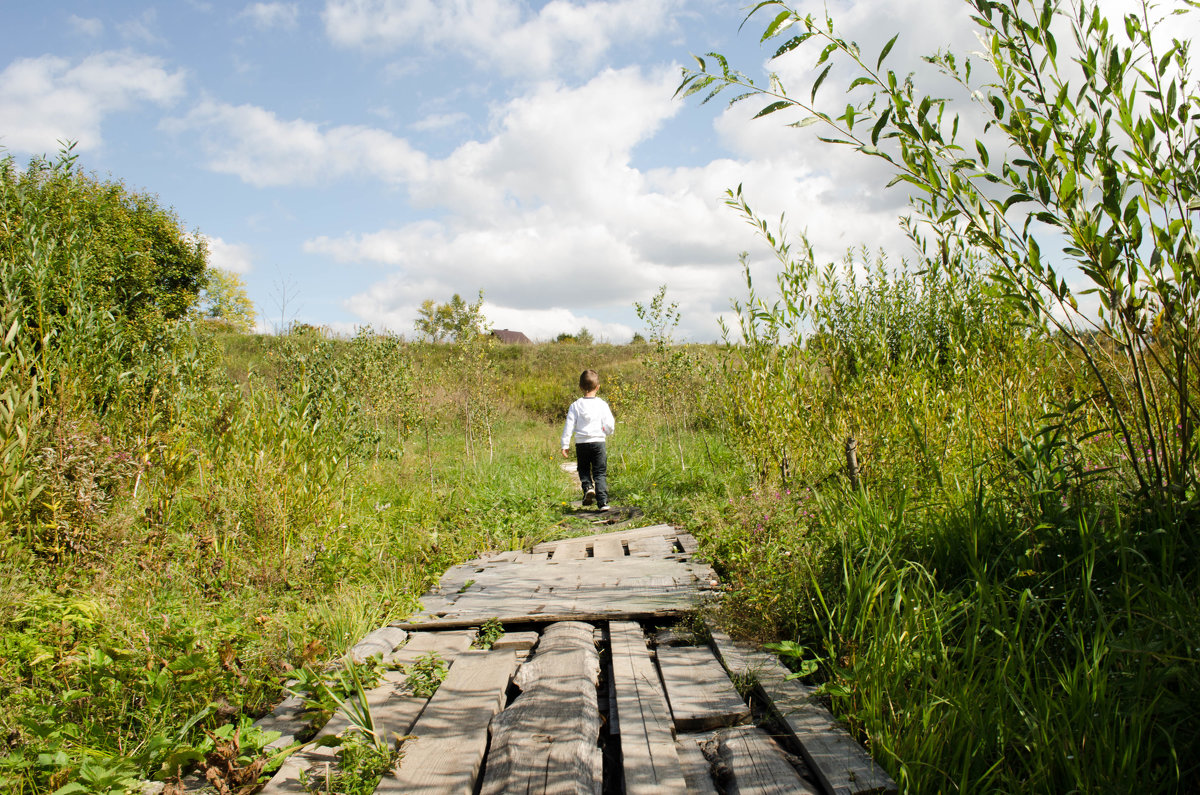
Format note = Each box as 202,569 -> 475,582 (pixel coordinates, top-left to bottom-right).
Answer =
492,329 -> 532,344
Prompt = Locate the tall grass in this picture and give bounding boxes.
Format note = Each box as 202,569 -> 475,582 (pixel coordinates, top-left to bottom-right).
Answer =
690,200 -> 1200,791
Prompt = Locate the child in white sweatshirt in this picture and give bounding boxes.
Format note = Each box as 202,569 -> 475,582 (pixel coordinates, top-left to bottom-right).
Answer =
560,369 -> 616,510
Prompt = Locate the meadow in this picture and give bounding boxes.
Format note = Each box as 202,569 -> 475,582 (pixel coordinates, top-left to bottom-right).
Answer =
4,0 -> 1200,783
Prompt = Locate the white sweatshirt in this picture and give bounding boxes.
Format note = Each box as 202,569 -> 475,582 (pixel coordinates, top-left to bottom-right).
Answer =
561,396 -> 615,448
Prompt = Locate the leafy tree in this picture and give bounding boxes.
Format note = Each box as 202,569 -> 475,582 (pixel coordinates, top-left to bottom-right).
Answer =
413,291 -> 489,343
680,0 -> 1200,501
200,269 -> 257,332
0,149 -> 207,344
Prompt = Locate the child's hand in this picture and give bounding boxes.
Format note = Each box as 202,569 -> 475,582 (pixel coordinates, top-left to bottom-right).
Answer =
561,448 -> 569,458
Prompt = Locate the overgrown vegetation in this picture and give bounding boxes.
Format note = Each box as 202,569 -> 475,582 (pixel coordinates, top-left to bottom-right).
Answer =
678,0 -> 1200,790
3,0 -> 1198,788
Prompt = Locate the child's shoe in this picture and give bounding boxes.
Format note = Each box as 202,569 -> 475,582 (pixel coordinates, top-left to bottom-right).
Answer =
598,504 -> 610,512
583,489 -> 596,506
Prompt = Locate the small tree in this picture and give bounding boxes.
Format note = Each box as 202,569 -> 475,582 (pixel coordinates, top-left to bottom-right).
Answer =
414,291 -> 488,343
634,285 -> 697,471
200,269 -> 257,332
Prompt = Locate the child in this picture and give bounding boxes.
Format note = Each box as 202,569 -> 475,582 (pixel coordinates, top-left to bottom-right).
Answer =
561,369 -> 616,510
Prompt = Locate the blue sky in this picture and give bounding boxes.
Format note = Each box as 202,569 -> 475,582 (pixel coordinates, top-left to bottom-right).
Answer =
1,0 -> 996,341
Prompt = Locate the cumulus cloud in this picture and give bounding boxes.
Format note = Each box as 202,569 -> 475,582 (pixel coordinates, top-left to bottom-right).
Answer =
295,62 -> 908,339
0,51 -> 186,153
168,35 -> 917,339
202,235 -> 255,274
321,0 -> 676,75
240,2 -> 300,30
163,99 -> 429,187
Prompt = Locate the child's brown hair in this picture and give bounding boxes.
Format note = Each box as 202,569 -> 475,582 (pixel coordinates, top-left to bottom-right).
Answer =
579,369 -> 600,392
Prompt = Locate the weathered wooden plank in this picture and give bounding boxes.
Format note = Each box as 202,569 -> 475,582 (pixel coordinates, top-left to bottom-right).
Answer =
398,600 -> 703,627
708,626 -> 896,795
530,524 -> 678,554
592,535 -> 624,560
481,622 -> 601,795
608,621 -> 687,794
255,688 -> 308,753
259,631 -> 476,794
676,733 -> 720,795
378,649 -> 519,794
347,626 -> 408,663
716,726 -> 819,795
677,533 -> 700,554
628,536 -> 676,557
657,645 -> 751,732
491,630 -> 540,651
386,629 -> 474,666
553,540 -> 589,560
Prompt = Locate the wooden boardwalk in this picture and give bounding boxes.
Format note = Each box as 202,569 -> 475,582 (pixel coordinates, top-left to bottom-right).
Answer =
251,522 -> 896,794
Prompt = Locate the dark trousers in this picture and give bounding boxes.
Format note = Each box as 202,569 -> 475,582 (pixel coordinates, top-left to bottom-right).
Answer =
576,441 -> 608,506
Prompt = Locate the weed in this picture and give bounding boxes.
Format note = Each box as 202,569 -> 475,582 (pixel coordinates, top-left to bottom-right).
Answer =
472,618 -> 504,650
404,653 -> 447,699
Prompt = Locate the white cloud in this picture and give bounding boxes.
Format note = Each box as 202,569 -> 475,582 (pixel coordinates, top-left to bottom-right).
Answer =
164,100 -> 430,187
240,2 -> 300,30
321,0 -> 676,75
0,52 -> 186,153
67,15 -> 103,37
202,235 -> 255,274
483,304 -> 632,343
171,58 -> 911,340
301,62 -> 910,340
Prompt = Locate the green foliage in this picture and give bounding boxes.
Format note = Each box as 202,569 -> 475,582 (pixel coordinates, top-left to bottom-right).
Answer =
200,269 -> 257,332
633,286 -> 713,470
0,149 -> 206,344
677,5 -> 1200,789
472,617 -> 505,649
681,0 -> 1200,503
413,291 -> 488,343
404,652 -> 447,698
302,731 -> 395,795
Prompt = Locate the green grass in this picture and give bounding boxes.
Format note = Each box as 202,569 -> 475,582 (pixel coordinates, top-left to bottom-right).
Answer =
2,321 -> 1197,794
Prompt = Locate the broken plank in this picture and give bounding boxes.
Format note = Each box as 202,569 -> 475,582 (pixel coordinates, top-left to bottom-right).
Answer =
481,622 -> 601,795
716,725 -> 820,795
378,649 -> 519,794
608,621 -> 687,794
708,626 -> 896,795
657,645 -> 751,732
676,733 -> 720,795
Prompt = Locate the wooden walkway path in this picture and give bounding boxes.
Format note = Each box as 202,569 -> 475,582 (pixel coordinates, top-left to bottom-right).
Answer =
250,522 -> 896,794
